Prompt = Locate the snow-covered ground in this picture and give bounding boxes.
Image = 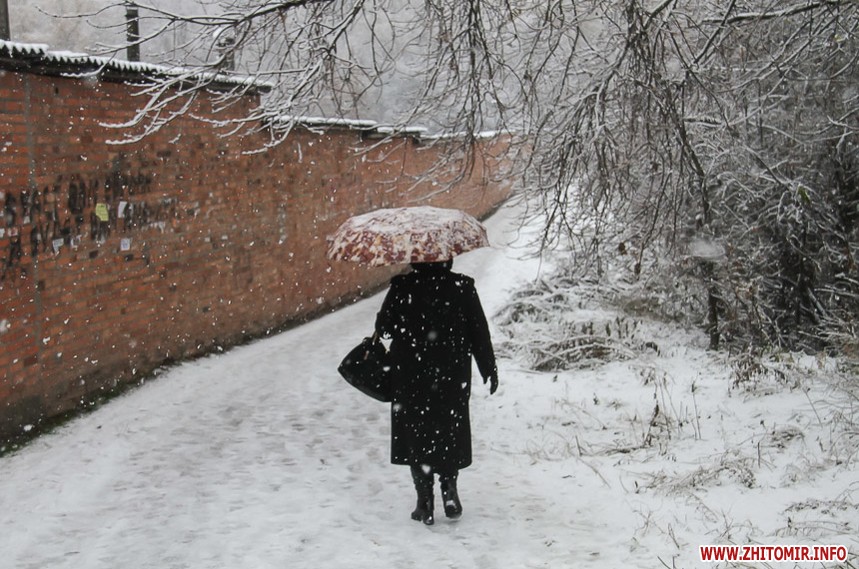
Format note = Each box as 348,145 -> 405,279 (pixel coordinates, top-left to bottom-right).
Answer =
0,203 -> 856,568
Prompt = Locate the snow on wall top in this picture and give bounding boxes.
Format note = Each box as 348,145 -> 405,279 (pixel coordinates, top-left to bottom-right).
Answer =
0,39 -> 510,140
272,115 -> 380,131
0,39 -> 272,92
0,40 -> 49,56
269,117 -> 505,141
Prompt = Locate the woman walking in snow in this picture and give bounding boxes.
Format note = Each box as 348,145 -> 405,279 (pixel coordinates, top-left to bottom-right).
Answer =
375,260 -> 498,525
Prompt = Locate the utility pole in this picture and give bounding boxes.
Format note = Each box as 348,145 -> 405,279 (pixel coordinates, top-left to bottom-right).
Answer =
125,3 -> 140,61
0,0 -> 11,41
215,29 -> 236,71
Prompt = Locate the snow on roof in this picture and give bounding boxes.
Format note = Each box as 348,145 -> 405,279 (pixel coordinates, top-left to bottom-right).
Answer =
426,129 -> 512,141
272,115 -> 380,130
0,39 -> 273,92
0,40 -> 49,56
374,125 -> 428,136
270,116 -> 512,142
270,115 -> 436,140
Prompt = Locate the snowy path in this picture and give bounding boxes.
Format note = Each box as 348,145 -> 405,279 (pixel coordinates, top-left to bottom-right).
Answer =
2,202 -> 856,569
0,204 -> 600,569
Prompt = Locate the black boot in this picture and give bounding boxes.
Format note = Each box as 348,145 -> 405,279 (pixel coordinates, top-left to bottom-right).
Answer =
409,465 -> 434,525
439,472 -> 462,519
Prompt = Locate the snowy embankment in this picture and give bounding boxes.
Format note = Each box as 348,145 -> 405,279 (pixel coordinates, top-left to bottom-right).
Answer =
0,202 -> 856,569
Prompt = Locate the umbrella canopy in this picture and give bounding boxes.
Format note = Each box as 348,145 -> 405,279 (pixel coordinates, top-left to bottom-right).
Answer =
327,206 -> 490,266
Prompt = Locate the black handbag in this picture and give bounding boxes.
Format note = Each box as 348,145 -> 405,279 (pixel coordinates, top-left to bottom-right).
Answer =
338,333 -> 392,402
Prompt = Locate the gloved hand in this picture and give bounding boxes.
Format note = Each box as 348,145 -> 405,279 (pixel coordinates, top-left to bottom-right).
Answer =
483,374 -> 498,395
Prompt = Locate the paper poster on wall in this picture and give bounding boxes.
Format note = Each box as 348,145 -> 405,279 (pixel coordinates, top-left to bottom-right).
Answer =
95,203 -> 109,222
120,238 -> 132,251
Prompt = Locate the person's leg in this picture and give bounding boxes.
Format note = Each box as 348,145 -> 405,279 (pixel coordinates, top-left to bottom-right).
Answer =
409,465 -> 434,525
437,469 -> 462,519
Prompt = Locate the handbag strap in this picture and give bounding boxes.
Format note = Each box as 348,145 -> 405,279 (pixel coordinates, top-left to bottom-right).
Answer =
362,331 -> 380,362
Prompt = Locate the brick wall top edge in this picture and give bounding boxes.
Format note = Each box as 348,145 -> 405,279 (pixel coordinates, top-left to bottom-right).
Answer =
0,39 -> 515,146
0,39 -> 270,95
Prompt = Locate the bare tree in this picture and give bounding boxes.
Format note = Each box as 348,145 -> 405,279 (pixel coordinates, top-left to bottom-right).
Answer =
58,0 -> 859,350
513,0 -> 859,351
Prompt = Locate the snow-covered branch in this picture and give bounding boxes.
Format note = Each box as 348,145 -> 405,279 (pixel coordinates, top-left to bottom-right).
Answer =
703,0 -> 844,25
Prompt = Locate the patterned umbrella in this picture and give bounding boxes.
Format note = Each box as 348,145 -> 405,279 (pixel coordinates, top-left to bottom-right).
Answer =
326,206 -> 490,266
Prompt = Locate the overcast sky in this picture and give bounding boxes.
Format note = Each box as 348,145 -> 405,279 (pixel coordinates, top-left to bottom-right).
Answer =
8,0 -> 205,57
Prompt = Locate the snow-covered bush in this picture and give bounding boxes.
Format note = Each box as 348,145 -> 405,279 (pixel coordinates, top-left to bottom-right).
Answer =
521,2 -> 859,355
494,267 -> 670,371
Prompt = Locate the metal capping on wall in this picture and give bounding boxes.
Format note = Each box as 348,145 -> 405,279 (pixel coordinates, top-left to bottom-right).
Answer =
0,39 -> 515,145
0,38 -> 272,93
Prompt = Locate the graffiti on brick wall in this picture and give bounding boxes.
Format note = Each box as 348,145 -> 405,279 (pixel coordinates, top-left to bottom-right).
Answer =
1,163 -> 181,281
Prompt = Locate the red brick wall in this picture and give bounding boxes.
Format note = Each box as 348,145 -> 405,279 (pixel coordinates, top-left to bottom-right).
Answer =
0,70 -> 512,440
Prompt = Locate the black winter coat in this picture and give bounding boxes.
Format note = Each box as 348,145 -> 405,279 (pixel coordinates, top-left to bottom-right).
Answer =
375,263 -> 496,471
